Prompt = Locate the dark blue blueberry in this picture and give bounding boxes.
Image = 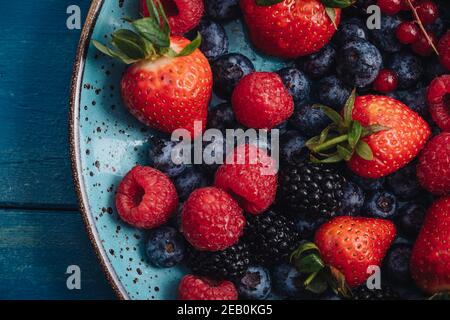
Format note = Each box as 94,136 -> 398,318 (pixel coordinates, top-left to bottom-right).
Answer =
386,164 -> 422,200
388,52 -> 423,90
316,75 -> 352,110
336,182 -> 365,216
336,39 -> 382,88
146,227 -> 185,268
347,171 -> 385,191
277,67 -> 311,104
393,87 -> 428,117
334,18 -> 368,46
425,17 -> 446,38
424,56 -> 447,82
148,135 -> 187,178
299,44 -> 336,79
272,263 -> 304,298
211,53 -> 255,98
384,244 -> 412,284
275,121 -> 289,136
280,131 -> 308,165
355,0 -> 377,16
369,14 -> 402,53
197,19 -> 229,61
205,0 -> 240,22
293,214 -> 328,240
207,102 -> 240,131
289,105 -> 331,138
174,168 -> 208,201
363,191 -> 398,219
238,266 -> 271,300
198,134 -> 227,177
396,203 -> 426,239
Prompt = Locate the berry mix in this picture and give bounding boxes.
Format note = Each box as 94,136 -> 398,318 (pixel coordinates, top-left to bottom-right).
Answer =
94,0 -> 450,300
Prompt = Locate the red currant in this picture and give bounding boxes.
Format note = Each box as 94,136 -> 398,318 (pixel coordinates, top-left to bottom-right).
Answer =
412,31 -> 437,56
400,0 -> 419,11
395,21 -> 419,44
373,69 -> 398,93
415,0 -> 439,25
377,0 -> 402,15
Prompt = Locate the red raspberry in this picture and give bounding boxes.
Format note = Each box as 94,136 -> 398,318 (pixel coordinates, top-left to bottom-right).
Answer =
232,72 -> 294,129
140,0 -> 204,35
178,275 -> 238,300
215,144 -> 278,215
438,31 -> 450,71
373,69 -> 398,93
115,166 -> 178,229
181,187 -> 245,251
417,133 -> 450,195
395,21 -> 419,44
415,0 -> 439,25
427,75 -> 450,132
411,31 -> 437,56
377,0 -> 402,15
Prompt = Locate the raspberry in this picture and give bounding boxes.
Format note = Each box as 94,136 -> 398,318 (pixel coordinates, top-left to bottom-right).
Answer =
373,69 -> 398,93
178,275 -> 238,300
141,0 -> 204,35
427,75 -> 450,132
438,31 -> 450,71
181,187 -> 245,251
115,166 -> 178,229
395,21 -> 419,44
214,144 -> 278,215
232,72 -> 294,129
417,133 -> 450,195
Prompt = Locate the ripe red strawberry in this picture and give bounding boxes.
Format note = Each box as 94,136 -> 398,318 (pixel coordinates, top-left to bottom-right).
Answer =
94,2 -> 212,138
231,72 -> 294,129
178,275 -> 238,300
410,196 -> 450,294
140,0 -> 204,35
307,93 -> 431,178
239,0 -> 341,58
215,144 -> 278,215
438,31 -> 450,70
115,166 -> 178,229
417,133 -> 450,195
427,75 -> 450,132
181,187 -> 245,251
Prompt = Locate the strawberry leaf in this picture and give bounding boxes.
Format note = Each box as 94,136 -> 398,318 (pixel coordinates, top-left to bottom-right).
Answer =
92,40 -> 139,64
111,29 -> 148,60
311,153 -> 344,164
174,32 -> 202,57
132,18 -> 170,49
356,140 -> 373,161
295,254 -> 325,274
255,0 -> 283,6
320,0 -> 356,8
325,7 -> 338,30
314,104 -> 344,127
343,88 -> 356,128
337,145 -> 353,161
348,121 -> 363,148
304,271 -> 328,294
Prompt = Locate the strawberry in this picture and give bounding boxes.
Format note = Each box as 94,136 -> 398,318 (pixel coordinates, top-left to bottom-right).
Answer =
427,75 -> 450,132
410,196 -> 450,294
140,0 -> 204,35
292,216 -> 396,296
417,132 -> 450,195
239,0 -> 343,58
306,91 -> 431,178
93,1 -> 212,138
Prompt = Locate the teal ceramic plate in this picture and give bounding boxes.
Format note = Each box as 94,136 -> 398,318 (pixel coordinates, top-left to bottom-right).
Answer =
70,0 -> 288,300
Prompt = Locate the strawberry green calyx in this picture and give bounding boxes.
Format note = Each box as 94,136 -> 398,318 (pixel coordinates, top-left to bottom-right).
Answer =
306,89 -> 389,164
320,0 -> 356,8
290,242 -> 351,298
93,0 -> 201,64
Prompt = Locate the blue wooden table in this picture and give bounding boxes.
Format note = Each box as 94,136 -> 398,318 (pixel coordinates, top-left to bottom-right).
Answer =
0,0 -> 115,299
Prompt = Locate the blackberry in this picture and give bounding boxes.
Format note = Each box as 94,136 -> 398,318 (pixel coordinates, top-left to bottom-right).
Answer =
278,162 -> 346,217
186,241 -> 251,281
244,211 -> 300,266
351,286 -> 399,300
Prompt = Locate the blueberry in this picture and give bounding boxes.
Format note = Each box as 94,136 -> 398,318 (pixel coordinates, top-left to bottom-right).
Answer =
299,44 -> 336,79
148,136 -> 187,178
336,182 -> 365,216
363,191 -> 398,219
146,227 -> 185,268
277,67 -> 311,104
205,0 -> 240,22
384,244 -> 412,284
386,164 -> 422,200
425,17 -> 445,38
197,19 -> 229,61
207,102 -> 240,132
334,18 -> 368,46
272,263 -> 304,298
238,266 -> 271,300
316,75 -> 352,110
396,203 -> 426,239
388,52 -> 423,90
289,105 -> 331,137
369,14 -> 402,53
198,135 -> 227,177
174,168 -> 209,201
424,56 -> 447,82
280,131 -> 308,165
211,53 -> 255,98
347,171 -> 385,191
393,87 -> 428,117
293,214 -> 328,240
336,39 -> 382,88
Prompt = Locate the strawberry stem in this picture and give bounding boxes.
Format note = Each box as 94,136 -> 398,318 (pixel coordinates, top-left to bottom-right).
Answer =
406,0 -> 439,56
312,134 -> 349,153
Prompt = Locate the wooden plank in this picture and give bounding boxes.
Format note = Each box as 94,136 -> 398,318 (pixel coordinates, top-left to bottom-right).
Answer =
0,1 -> 92,207
0,209 -> 115,299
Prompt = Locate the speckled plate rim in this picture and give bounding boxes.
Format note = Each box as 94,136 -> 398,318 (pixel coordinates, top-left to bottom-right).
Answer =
69,0 -> 128,300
